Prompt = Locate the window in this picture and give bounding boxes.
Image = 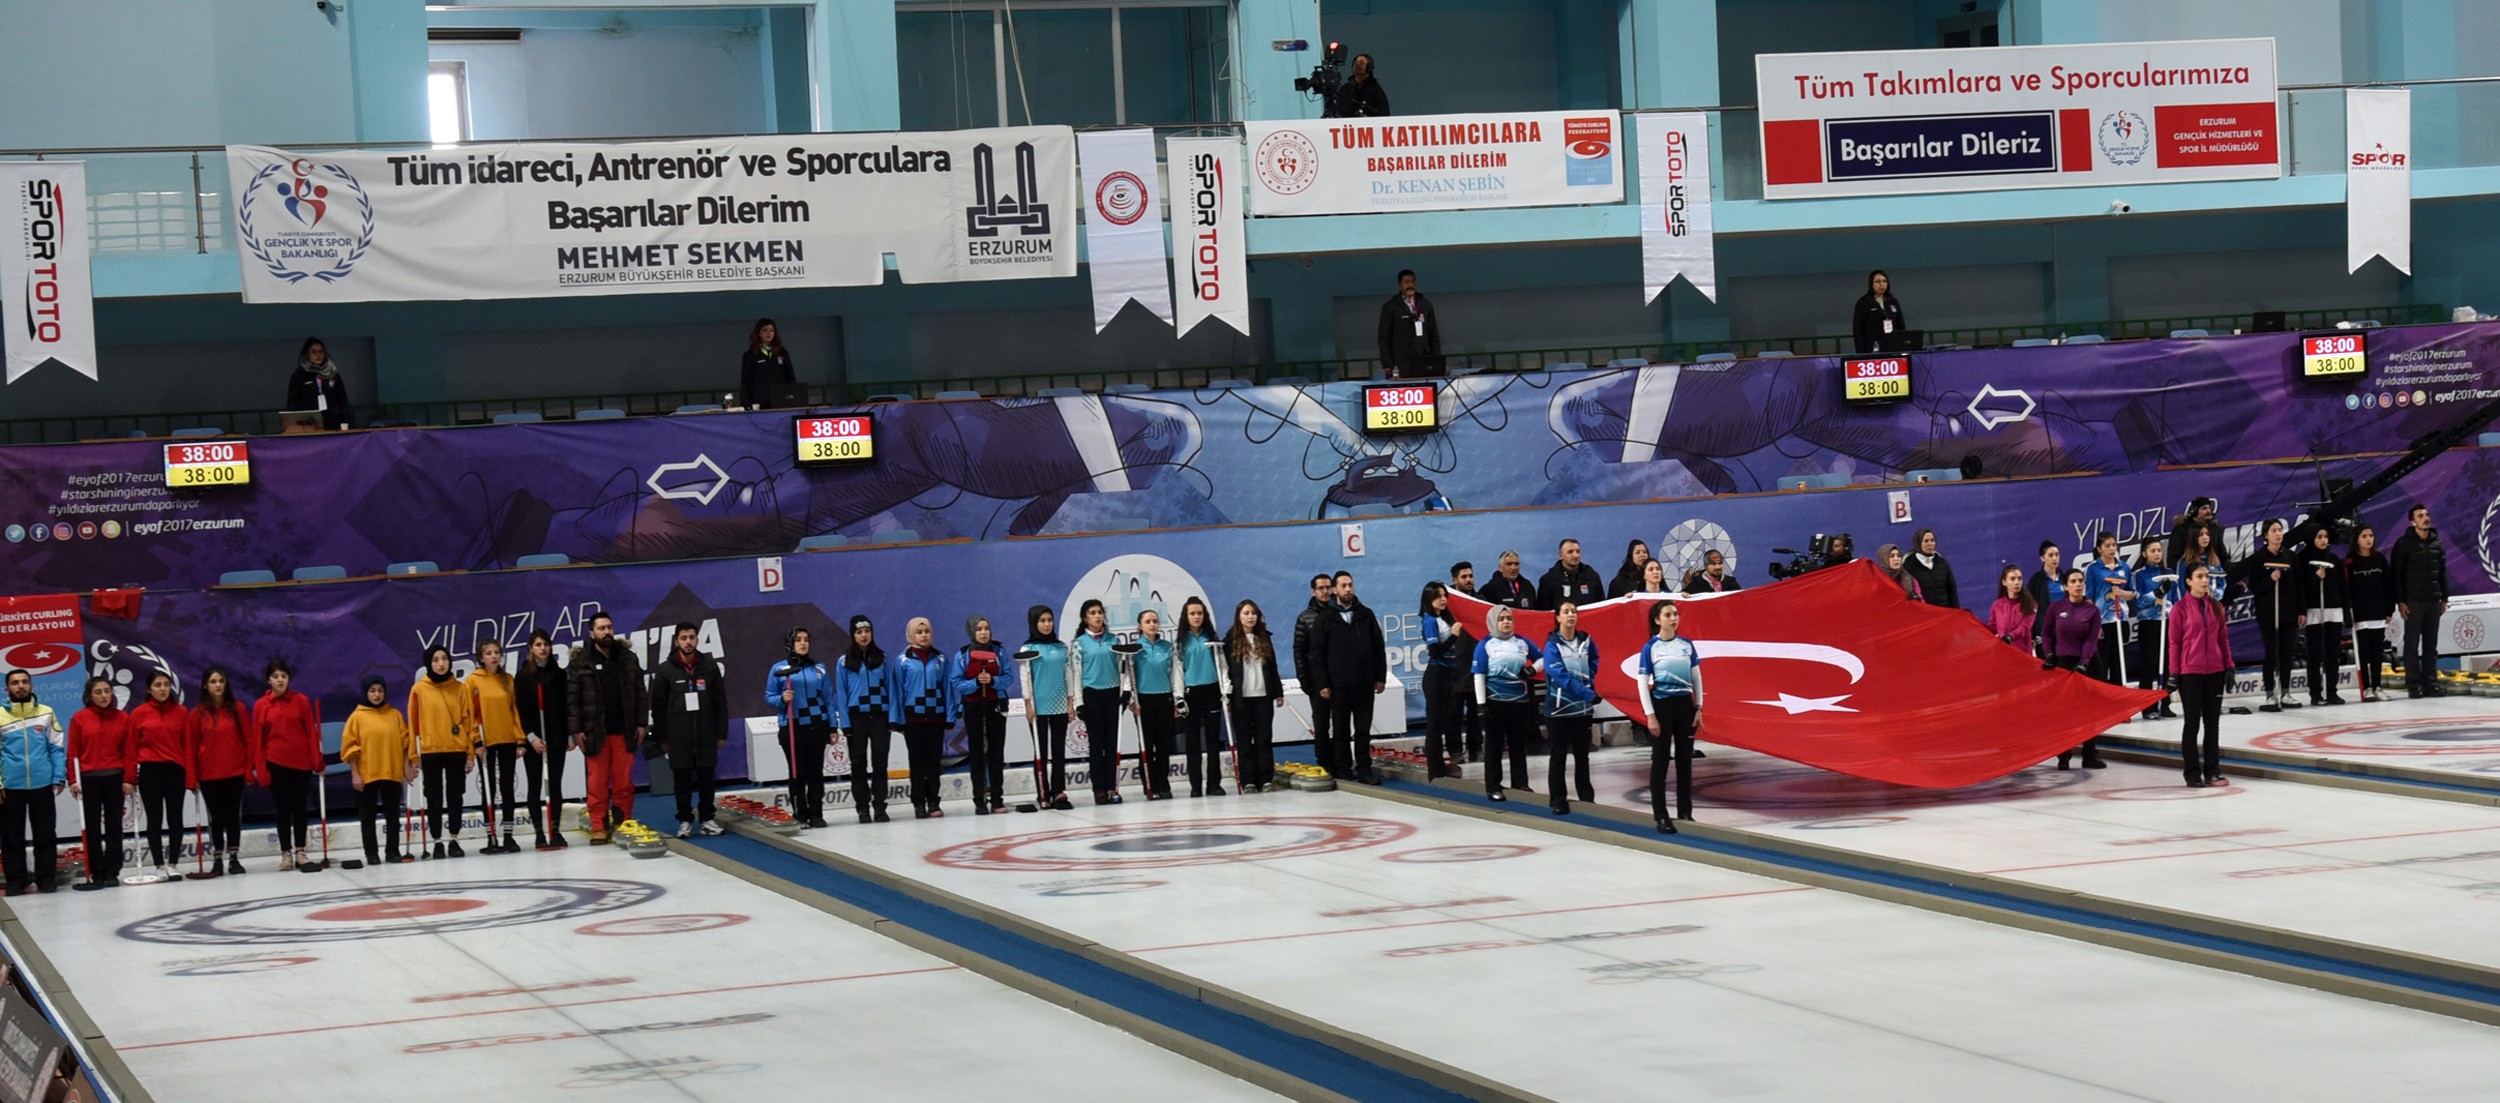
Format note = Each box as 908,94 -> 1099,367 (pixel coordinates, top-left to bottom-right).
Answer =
428,61 -> 471,144
898,0 -> 1230,130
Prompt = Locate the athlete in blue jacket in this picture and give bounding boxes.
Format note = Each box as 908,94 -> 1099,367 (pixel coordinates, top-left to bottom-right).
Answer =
1541,602 -> 1599,816
765,627 -> 837,828
1472,606 -> 1540,801
894,617 -> 959,819
949,616 -> 1019,815
834,616 -> 898,823
1637,601 -> 1702,834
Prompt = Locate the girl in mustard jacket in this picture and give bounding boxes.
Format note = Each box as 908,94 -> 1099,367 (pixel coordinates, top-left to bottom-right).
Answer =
407,647 -> 476,858
342,676 -> 415,865
466,640 -> 527,854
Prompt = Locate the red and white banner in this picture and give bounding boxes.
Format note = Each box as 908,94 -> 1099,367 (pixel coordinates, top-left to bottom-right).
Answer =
0,594 -> 85,712
1243,110 -> 1623,216
1166,137 -> 1248,337
1756,38 -> 2279,199
1638,113 -> 1715,304
2346,88 -> 2411,274
1078,129 -> 1174,331
1450,561 -> 2160,788
0,162 -> 98,384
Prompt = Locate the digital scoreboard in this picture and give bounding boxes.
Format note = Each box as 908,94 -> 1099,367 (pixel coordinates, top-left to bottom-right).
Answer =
793,414 -> 877,467
1841,355 -> 1913,405
163,440 -> 251,489
1362,383 -> 1441,435
2301,332 -> 2367,379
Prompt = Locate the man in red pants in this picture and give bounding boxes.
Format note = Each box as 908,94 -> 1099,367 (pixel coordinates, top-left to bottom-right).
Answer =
565,612 -> 646,844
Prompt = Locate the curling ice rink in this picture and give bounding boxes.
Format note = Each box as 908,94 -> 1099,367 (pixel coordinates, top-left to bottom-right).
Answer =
1,844 -> 1286,1103
781,787 -> 2500,1101
2122,691 -> 2500,781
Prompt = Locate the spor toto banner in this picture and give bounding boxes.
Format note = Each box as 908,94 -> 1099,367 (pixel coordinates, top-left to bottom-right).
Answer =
1244,110 -> 1623,216
1167,137 -> 1248,337
0,162 -> 98,384
1755,37 -> 2279,199
225,128 -> 1078,303
2346,88 -> 2411,275
1638,112 -> 1715,304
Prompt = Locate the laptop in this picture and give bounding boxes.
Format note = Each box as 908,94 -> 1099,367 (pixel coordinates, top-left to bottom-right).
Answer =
276,410 -> 326,433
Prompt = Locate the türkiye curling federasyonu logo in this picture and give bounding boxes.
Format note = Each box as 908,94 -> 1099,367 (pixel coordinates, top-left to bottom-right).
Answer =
238,158 -> 375,283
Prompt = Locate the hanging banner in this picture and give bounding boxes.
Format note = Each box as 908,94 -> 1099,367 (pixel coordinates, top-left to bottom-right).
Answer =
1167,137 -> 1248,337
0,593 -> 84,712
1244,110 -> 1622,216
1078,128 -> 1174,332
0,162 -> 98,384
225,128 -> 1078,303
2346,87 -> 2412,274
1756,38 -> 2279,198
1638,113 -> 1715,304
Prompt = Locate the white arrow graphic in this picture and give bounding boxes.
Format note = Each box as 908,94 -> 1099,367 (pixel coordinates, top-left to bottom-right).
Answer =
1966,384 -> 2036,431
646,454 -> 731,506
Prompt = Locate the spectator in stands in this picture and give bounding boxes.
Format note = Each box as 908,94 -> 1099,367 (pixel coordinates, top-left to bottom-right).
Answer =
1291,574 -> 1333,765
2168,498 -> 2229,584
1536,539 -> 1604,610
2392,504 -> 2449,698
1683,549 -> 1741,594
2346,526 -> 2395,703
2237,520 -> 2302,712
1627,559 -> 1671,594
287,337 -> 351,430
1449,562 -> 1476,597
1606,540 -> 1651,597
1876,544 -> 1921,600
1376,269 -> 1440,378
2024,541 -> 2063,657
2044,570 -> 2106,770
1480,551 -> 1535,609
1337,53 -> 1391,118
740,318 -> 797,409
1447,563 -> 1481,763
1851,271 -> 1906,355
1988,566 -> 2034,648
1902,528 -> 1959,608
2298,527 -> 2348,707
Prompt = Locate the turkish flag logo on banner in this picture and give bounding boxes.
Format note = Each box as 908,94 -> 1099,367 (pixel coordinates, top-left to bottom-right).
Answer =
1449,560 -> 2160,788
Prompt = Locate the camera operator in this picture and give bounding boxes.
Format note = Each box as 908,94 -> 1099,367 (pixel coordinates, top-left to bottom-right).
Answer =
1337,53 -> 1391,118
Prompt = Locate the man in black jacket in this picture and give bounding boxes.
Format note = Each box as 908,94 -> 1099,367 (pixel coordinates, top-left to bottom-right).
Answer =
1290,574 -> 1332,749
1334,53 -> 1391,118
2391,503 -> 2450,697
1449,561 -> 1482,762
1309,571 -> 1388,784
1376,269 -> 1440,377
646,622 -> 728,837
566,612 -> 646,844
1480,551 -> 1535,608
1535,539 -> 1604,611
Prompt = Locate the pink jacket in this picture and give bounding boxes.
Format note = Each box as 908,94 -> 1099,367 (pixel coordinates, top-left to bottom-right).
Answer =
1987,597 -> 2032,647
2166,595 -> 2235,675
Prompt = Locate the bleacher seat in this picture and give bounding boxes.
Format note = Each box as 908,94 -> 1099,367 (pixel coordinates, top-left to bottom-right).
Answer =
671,404 -> 724,415
1694,351 -> 1737,363
1038,386 -> 1087,397
2169,328 -> 2209,339
863,393 -> 912,403
795,534 -> 849,551
514,553 -> 569,568
1348,502 -> 1395,517
1103,384 -> 1150,395
1546,361 -> 1589,372
871,529 -> 922,545
2065,333 -> 2107,344
1203,379 -> 1250,389
1906,468 -> 1964,483
369,419 -> 420,428
932,390 -> 983,400
291,564 -> 348,581
1100,518 -> 1151,531
2349,319 -> 2384,329
574,408 -> 626,420
1605,357 -> 1649,369
1776,473 -> 1849,491
1759,350 -> 1795,358
1267,376 -> 1311,387
171,426 -> 223,438
386,561 -> 439,576
2011,338 -> 2053,348
2478,433 -> 2500,448
491,412 -> 544,424
218,569 -> 277,586
123,429 -> 148,438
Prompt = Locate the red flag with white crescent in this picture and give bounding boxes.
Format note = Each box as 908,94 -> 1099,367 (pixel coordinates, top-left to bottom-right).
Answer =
1448,560 -> 2162,788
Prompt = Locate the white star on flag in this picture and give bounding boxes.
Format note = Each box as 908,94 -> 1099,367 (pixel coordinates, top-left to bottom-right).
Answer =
1747,693 -> 1857,714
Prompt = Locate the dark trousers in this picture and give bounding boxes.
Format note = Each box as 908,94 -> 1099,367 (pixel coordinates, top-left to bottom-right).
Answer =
2134,617 -> 2168,692
782,721 -> 830,822
268,765 -> 311,851
2177,672 -> 2225,782
963,703 -> 1007,806
1322,688 -> 1375,780
1546,714 -> 1593,804
529,738 -> 566,836
1228,701 -> 1274,788
2355,627 -> 2387,691
483,743 -> 521,834
2403,603 -> 2442,689
1137,694 -> 1175,796
1650,696 -> 1697,820
902,715 -> 946,808
2259,611 -> 2300,695
1484,700 -> 1536,794
137,760 -> 185,866
2094,622 -> 2131,685
1,787 -> 57,890
2305,622 -> 2344,700
1458,690 -> 1483,760
1180,685 -> 1225,792
672,763 -> 717,825
1422,666 -> 1462,774
79,771 -> 124,882
1032,713 -> 1070,798
1080,688 -> 1123,794
847,710 -> 892,812
198,774 -> 244,853
421,751 -> 467,839
2051,656 -> 2099,761
356,780 -> 404,860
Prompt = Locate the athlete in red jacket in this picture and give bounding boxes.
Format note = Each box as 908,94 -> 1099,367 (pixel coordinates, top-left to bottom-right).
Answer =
256,659 -> 324,869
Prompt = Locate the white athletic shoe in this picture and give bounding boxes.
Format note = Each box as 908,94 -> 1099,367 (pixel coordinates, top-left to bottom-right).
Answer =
674,822 -> 694,839
279,850 -> 295,871
699,820 -> 724,836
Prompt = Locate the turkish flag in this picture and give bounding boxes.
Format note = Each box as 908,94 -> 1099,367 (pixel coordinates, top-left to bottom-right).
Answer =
1449,560 -> 2162,788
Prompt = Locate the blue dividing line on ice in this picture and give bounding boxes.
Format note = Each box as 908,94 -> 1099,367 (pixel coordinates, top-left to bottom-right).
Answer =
702,833 -> 1477,1103
1391,778 -> 2500,1011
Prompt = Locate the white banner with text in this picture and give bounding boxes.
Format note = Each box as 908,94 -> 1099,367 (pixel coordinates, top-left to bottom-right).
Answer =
1078,128 -> 1175,331
1243,110 -> 1623,216
0,162 -> 98,383
1639,113 -> 1716,304
1755,38 -> 2279,198
1167,137 -> 1249,337
2346,87 -> 2411,274
226,129 -> 1078,302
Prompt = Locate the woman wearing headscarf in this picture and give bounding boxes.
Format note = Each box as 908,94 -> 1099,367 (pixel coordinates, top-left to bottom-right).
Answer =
1471,605 -> 1540,802
895,617 -> 958,818
834,616 -> 897,823
1902,528 -> 1959,609
767,626 -> 837,828
1021,606 -> 1077,810
1876,544 -> 1922,601
407,646 -> 476,858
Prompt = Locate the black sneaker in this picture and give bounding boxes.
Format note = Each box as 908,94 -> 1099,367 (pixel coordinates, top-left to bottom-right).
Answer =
1655,815 -> 1678,835
447,840 -> 465,858
1048,795 -> 1075,811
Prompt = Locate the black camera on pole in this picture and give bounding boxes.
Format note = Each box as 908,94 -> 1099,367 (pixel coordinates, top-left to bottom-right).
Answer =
1766,533 -> 1854,581
1294,41 -> 1349,115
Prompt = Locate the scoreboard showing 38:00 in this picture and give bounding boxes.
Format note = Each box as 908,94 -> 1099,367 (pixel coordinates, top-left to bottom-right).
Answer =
1362,382 -> 1441,436
1841,355 -> 1913,405
163,440 -> 251,488
2301,332 -> 2367,379
793,413 -> 876,467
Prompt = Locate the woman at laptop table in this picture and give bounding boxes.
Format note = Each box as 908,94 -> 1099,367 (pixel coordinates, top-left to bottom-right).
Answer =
1851,271 -> 1907,355
286,337 -> 351,430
